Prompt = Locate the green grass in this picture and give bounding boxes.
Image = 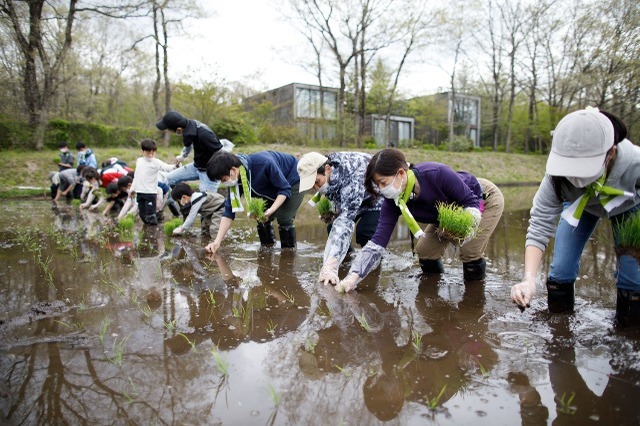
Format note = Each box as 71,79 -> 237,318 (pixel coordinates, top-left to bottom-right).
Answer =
0,147 -> 547,199
247,197 -> 267,223
163,217 -> 183,235
436,202 -> 476,243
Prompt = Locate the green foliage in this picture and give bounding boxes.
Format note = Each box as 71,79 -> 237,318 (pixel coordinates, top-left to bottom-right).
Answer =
0,116 -> 32,150
164,218 -> 184,236
436,202 -> 476,243
247,198 -> 267,223
44,119 -> 155,150
448,135 -> 474,152
213,114 -> 257,145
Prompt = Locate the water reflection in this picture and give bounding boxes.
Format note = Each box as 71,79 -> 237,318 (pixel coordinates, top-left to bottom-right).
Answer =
0,197 -> 639,425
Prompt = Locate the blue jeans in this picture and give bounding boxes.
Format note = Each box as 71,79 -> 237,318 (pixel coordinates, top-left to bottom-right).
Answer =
550,203 -> 640,291
166,163 -> 219,193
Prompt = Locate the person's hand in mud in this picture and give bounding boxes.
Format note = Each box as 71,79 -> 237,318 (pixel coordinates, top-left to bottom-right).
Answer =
335,272 -> 360,293
172,226 -> 184,235
205,240 -> 221,255
318,257 -> 340,286
511,272 -> 536,310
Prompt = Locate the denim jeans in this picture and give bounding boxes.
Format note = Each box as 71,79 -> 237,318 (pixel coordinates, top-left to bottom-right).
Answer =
165,163 -> 219,193
550,203 -> 640,291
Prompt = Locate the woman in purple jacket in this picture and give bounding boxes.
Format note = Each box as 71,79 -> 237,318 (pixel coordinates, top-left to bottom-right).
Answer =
336,148 -> 504,292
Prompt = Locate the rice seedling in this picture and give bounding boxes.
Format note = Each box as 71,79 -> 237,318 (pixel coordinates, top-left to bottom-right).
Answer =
356,313 -> 371,332
71,199 -> 81,207
334,364 -> 351,376
178,333 -> 197,352
435,202 -> 478,244
557,392 -> 576,415
247,198 -> 267,223
614,210 -> 640,260
123,377 -> 138,404
206,290 -> 217,306
280,289 -> 295,304
210,345 -> 229,375
109,282 -> 126,296
109,335 -> 129,367
99,317 -> 112,346
14,229 -> 40,253
266,319 -> 277,336
316,196 -> 332,216
36,253 -> 55,288
426,384 -> 447,410
164,319 -> 177,331
305,338 -> 316,353
411,331 -> 422,353
139,303 -> 155,319
266,384 -> 280,406
117,214 -> 135,232
163,218 -> 183,236
475,359 -> 490,378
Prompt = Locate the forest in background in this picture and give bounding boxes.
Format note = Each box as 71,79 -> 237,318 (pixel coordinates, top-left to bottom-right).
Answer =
0,0 -> 638,151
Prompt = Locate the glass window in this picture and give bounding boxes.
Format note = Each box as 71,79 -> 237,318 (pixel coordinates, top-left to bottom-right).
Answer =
295,88 -> 337,119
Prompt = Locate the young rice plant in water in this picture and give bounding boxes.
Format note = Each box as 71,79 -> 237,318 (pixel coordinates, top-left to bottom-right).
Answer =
436,202 -> 476,243
163,218 -> 184,236
118,214 -> 135,232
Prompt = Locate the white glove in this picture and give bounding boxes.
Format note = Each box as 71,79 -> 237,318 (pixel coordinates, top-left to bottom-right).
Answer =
318,258 -> 340,286
510,273 -> 536,310
461,207 -> 482,246
175,155 -> 185,165
172,226 -> 184,235
335,273 -> 360,293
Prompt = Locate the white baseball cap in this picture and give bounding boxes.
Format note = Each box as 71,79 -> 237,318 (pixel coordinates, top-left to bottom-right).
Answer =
546,109 -> 614,178
297,152 -> 328,192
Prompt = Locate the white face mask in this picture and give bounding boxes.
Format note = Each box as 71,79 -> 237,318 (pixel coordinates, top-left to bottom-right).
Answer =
317,182 -> 329,194
566,165 -> 605,188
220,170 -> 238,188
378,173 -> 403,200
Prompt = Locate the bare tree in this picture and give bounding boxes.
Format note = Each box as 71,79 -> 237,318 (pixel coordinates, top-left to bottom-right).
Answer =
0,0 -> 146,149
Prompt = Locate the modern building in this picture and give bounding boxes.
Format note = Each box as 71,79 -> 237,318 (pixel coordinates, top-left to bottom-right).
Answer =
363,114 -> 415,147
245,83 -> 339,141
412,92 -> 481,148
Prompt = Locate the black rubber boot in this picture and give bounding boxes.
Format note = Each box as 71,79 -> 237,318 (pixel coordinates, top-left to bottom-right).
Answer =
256,221 -> 276,247
419,258 -> 444,274
168,200 -> 181,218
279,225 -> 297,248
615,288 -> 640,328
546,279 -> 575,313
463,258 -> 486,281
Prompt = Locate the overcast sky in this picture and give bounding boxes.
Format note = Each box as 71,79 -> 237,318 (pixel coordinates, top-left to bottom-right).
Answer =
170,1 -> 451,97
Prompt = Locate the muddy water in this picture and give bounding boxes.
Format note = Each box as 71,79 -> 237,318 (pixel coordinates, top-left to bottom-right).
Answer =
1,188 -> 639,425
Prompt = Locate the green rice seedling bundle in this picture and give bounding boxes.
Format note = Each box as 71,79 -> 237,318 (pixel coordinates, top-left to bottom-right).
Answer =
316,196 -> 335,223
435,202 -> 477,244
118,214 -> 135,232
163,218 -> 184,236
614,210 -> 640,261
71,199 -> 81,206
247,197 -> 267,223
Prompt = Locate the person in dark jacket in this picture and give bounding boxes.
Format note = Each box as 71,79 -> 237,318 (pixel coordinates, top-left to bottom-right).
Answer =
204,150 -> 307,252
156,110 -> 223,193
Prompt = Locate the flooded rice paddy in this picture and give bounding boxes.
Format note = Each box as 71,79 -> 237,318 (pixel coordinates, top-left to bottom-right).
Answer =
1,187 -> 639,425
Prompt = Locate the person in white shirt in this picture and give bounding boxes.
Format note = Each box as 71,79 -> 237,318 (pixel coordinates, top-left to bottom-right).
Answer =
131,139 -> 176,225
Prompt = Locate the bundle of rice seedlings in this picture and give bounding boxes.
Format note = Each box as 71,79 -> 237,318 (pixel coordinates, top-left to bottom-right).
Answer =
71,199 -> 81,206
247,197 -> 267,223
164,218 -> 184,236
435,202 -> 477,244
316,196 -> 335,224
118,214 -> 135,232
614,210 -> 640,261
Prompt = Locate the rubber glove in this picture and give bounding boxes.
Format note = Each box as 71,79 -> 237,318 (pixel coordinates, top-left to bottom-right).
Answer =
318,257 -> 339,285
175,155 -> 185,165
172,226 -> 184,235
335,273 -> 360,293
511,272 -> 536,310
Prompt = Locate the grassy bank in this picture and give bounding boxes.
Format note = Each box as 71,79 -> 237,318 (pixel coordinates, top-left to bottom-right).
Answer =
1,145 -> 547,199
